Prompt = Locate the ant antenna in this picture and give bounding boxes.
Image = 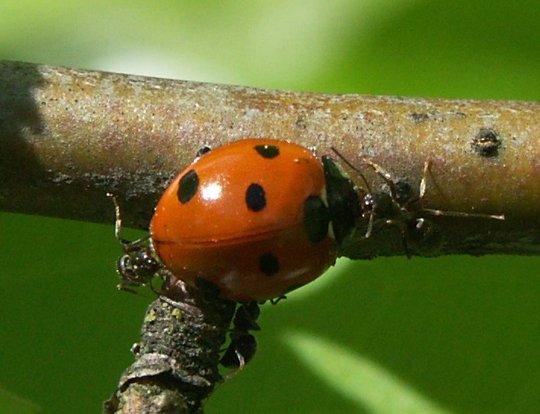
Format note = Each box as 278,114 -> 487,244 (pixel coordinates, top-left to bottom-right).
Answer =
107,193 -> 127,243
330,147 -> 372,193
107,193 -> 152,247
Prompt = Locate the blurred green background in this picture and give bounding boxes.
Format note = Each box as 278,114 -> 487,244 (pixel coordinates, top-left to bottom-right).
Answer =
1,1 -> 540,413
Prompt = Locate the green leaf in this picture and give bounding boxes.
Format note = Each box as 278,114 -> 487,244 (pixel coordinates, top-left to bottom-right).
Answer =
284,331 -> 452,414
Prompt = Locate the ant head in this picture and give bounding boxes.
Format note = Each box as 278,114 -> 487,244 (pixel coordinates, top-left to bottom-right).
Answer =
116,246 -> 160,288
362,191 -> 394,216
107,193 -> 161,291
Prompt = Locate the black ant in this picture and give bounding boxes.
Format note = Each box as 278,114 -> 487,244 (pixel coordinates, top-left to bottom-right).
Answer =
220,301 -> 260,373
330,150 -> 505,257
107,193 -> 162,293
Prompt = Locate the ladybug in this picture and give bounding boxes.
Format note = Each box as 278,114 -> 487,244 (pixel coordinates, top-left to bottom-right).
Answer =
148,138 -> 360,302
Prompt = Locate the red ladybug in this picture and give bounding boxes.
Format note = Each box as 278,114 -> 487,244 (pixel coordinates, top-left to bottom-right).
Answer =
148,139 -> 359,301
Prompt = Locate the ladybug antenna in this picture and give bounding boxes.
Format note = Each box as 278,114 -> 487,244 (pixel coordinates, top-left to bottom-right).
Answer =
330,147 -> 372,193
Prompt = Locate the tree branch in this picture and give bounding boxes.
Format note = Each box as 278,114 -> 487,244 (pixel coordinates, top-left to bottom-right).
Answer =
103,282 -> 236,414
1,61 -> 538,258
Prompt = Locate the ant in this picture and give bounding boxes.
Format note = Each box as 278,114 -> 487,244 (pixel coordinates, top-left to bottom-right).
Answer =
220,301 -> 260,373
330,150 -> 505,257
107,193 -> 163,293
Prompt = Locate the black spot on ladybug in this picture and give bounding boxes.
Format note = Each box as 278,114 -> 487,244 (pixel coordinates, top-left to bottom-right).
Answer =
259,252 -> 279,276
246,183 -> 266,211
254,144 -> 280,159
177,169 -> 199,204
303,195 -> 330,243
472,128 -> 501,157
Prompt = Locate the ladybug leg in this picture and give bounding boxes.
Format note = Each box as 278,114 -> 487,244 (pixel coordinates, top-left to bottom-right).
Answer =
269,295 -> 287,305
147,276 -> 164,296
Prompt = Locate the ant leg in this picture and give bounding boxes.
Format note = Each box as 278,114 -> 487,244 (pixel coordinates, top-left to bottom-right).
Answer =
422,208 -> 505,220
159,295 -> 203,314
401,229 -> 411,259
107,193 -> 126,243
385,218 -> 411,258
365,209 -> 375,238
419,159 -> 431,201
360,156 -> 401,202
417,160 -> 505,220
330,147 -> 372,192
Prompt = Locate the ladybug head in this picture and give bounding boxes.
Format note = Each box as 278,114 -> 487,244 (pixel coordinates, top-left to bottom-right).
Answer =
321,156 -> 361,245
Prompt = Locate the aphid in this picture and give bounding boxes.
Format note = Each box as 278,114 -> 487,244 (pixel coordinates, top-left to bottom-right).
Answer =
220,301 -> 260,370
